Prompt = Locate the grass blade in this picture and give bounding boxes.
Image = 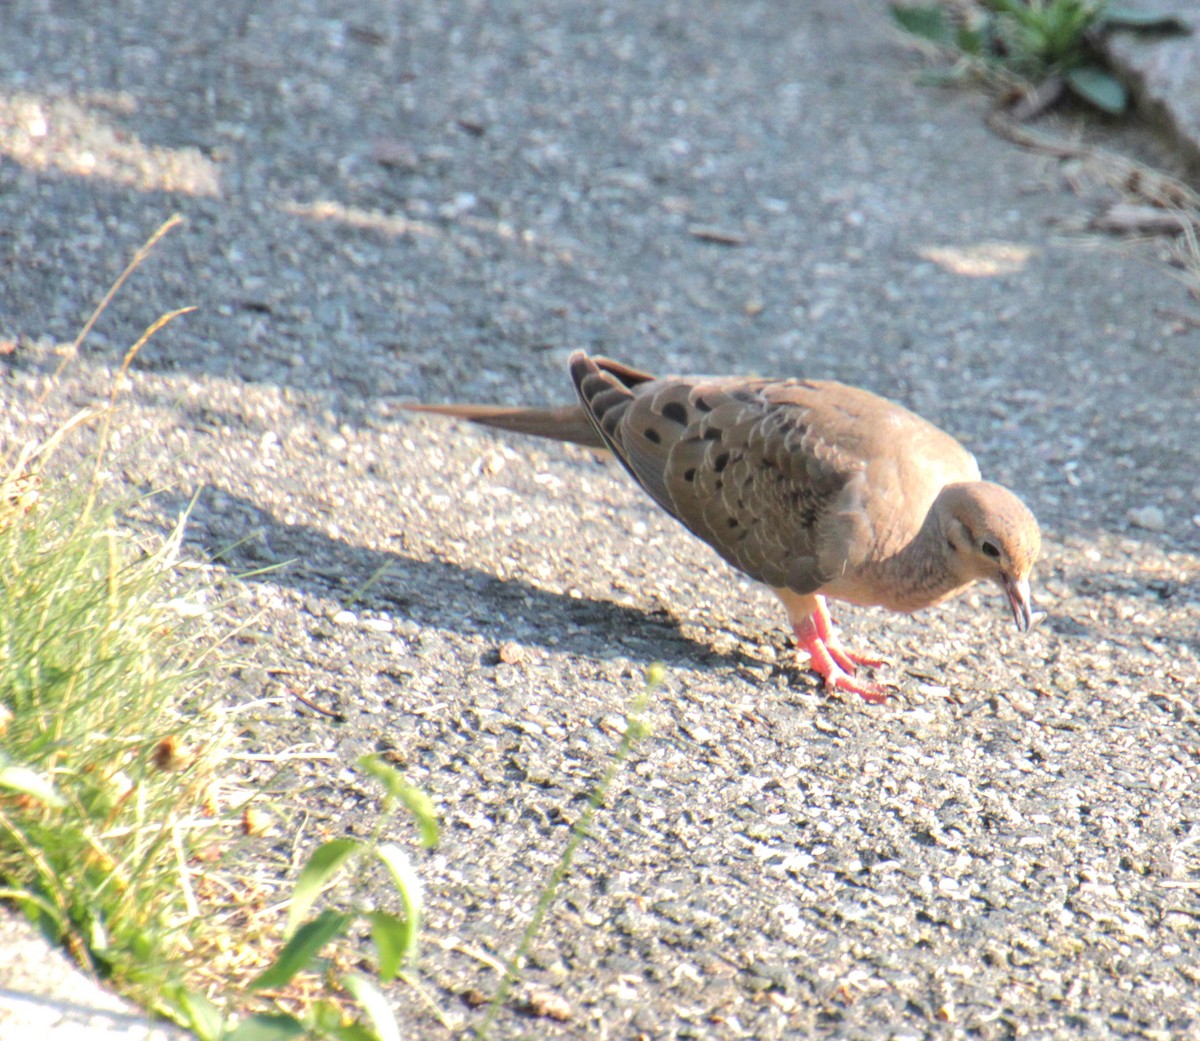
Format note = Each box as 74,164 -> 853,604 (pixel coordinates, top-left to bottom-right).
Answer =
286,837 -> 359,937
366,909 -> 412,982
342,973 -> 402,1041
0,764 -> 66,808
476,664 -> 662,1039
374,843 -> 422,966
359,756 -> 438,848
224,1013 -> 308,1041
172,987 -> 226,1041
251,909 -> 351,991
395,786 -> 438,849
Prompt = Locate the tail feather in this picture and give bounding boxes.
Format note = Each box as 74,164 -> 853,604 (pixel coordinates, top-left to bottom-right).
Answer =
401,351 -> 659,450
401,402 -> 606,449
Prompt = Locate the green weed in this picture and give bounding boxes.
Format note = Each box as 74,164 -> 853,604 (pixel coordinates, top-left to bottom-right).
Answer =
890,1 -> 1188,114
0,217 -> 437,1041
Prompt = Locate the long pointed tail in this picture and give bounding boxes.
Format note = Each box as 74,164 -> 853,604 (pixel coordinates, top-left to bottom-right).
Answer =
400,402 -> 606,449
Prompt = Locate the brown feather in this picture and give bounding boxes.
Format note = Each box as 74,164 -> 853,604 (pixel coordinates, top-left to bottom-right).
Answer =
400,402 -> 605,449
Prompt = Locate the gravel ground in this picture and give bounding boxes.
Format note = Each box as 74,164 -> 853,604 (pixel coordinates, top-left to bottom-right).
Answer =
2,1 -> 1199,1039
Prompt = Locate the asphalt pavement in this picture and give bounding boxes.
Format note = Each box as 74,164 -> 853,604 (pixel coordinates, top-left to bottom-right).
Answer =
1,2 -> 1199,1038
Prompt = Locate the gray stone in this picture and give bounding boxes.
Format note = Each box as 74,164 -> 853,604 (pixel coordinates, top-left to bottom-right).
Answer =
1102,3 -> 1200,164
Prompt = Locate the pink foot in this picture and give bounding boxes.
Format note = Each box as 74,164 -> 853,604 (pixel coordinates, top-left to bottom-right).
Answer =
793,600 -> 890,704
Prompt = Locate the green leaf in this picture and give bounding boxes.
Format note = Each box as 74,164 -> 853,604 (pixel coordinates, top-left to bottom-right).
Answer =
1103,7 -> 1190,31
0,765 -> 66,808
889,4 -> 955,45
251,909 -> 352,990
306,1000 -> 347,1033
225,1013 -> 308,1041
359,756 -> 438,848
324,1024 -> 379,1041
342,974 -> 402,1041
172,987 -> 225,1041
397,787 -> 438,848
366,910 -> 412,982
308,999 -> 378,1041
374,843 -> 422,965
955,25 -> 987,55
358,754 -> 405,798
1066,65 -> 1128,112
992,0 -> 1039,29
286,838 -> 359,937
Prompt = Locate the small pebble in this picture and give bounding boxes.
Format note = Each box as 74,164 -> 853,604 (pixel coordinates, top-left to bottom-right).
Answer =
498,640 -> 527,664
1054,670 -> 1079,693
1126,505 -> 1166,532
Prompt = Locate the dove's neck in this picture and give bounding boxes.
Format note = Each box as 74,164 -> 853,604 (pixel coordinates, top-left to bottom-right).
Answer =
871,491 -> 971,613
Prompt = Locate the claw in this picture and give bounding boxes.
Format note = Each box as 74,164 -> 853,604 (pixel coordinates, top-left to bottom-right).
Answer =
828,669 -> 890,705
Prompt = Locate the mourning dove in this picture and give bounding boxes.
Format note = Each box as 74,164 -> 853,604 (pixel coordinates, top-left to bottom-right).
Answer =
405,351 -> 1041,702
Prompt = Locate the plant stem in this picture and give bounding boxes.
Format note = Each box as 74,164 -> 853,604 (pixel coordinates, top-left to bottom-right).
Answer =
475,665 -> 662,1039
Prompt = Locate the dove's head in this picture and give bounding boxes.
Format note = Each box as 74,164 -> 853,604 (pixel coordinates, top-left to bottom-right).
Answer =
939,481 -> 1042,631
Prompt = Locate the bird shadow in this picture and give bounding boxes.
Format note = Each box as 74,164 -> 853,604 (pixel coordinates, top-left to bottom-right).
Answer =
154,486 -> 1174,702
165,486 -> 781,678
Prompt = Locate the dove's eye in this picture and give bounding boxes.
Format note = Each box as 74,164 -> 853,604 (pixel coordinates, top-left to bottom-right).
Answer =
980,540 -> 1001,559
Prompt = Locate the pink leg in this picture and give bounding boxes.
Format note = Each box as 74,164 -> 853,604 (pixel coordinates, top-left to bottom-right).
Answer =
810,597 -> 886,672
791,602 -> 889,705
773,590 -> 892,704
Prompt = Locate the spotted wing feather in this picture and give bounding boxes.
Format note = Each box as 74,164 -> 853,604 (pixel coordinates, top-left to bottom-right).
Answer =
569,352 -> 857,592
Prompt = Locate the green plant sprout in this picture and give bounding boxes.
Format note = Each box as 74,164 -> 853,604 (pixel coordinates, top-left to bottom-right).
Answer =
890,1 -> 1188,114
176,755 -> 438,1041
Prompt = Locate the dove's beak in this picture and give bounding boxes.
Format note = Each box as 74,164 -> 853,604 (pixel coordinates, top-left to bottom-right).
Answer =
1001,573 -> 1034,632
